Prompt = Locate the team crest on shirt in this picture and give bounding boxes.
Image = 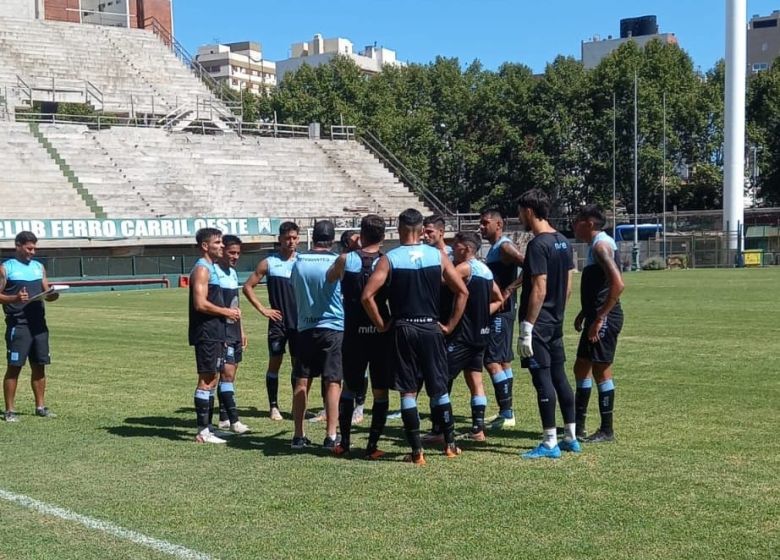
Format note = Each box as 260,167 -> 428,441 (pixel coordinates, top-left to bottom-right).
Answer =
409,250 -> 424,264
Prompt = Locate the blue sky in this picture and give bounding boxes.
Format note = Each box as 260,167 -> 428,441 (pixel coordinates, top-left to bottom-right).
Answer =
173,0 -> 779,73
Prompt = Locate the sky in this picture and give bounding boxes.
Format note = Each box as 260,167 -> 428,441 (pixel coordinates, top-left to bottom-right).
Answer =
173,0 -> 780,74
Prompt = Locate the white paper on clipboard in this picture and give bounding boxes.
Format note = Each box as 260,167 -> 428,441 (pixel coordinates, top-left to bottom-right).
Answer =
23,285 -> 69,305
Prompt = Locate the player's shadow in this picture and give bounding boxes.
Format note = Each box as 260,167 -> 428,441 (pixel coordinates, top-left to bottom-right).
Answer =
104,415 -> 198,442
105,424 -> 191,442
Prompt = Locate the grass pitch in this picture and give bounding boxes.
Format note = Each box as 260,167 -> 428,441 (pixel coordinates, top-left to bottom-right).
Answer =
0,268 -> 778,559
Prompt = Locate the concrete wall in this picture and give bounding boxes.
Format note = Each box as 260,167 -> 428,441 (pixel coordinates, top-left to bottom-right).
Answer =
748,15 -> 780,73
42,0 -> 172,32
0,0 -> 36,19
582,33 -> 677,69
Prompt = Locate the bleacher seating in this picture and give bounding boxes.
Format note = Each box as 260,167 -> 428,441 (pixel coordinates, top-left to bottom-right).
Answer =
37,124 -> 426,219
0,123 -> 93,218
0,16 -> 220,115
0,14 -> 429,226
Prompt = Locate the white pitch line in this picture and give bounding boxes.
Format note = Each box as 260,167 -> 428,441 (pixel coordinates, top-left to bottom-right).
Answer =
0,488 -> 213,560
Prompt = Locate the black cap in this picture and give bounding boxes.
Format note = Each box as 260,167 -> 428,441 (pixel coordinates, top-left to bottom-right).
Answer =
312,220 -> 335,243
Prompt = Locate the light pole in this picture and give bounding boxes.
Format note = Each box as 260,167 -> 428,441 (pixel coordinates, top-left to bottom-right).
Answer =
662,91 -> 667,262
612,91 -> 617,239
632,70 -> 640,271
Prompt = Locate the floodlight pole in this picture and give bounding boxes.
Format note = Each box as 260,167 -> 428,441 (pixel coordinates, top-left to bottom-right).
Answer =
632,70 -> 639,270
662,91 -> 667,262
724,0 -> 746,259
613,91 -> 617,239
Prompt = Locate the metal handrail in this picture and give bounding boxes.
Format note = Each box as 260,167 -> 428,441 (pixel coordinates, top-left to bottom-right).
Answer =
16,112 -> 161,129
16,75 -> 32,106
240,121 -> 310,138
357,129 -> 451,216
330,125 -> 356,140
142,16 -> 238,107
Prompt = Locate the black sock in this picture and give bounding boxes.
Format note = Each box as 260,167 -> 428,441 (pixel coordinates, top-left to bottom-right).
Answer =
433,401 -> 456,445
471,395 -> 487,432
429,401 -> 441,434
208,392 -> 215,428
338,392 -> 356,450
367,399 -> 389,450
266,372 -> 279,409
530,367 -> 557,429
575,380 -> 593,433
492,372 -> 512,415
401,405 -> 421,453
218,382 -> 239,424
194,389 -> 210,432
218,397 -> 228,423
355,374 -> 367,407
598,380 -> 615,434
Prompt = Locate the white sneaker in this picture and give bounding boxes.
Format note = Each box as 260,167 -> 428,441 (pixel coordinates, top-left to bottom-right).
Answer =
270,407 -> 283,421
195,429 -> 226,444
217,419 -> 231,430
230,421 -> 251,434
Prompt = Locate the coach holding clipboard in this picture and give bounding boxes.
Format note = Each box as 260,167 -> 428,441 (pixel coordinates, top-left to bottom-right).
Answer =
0,231 -> 60,422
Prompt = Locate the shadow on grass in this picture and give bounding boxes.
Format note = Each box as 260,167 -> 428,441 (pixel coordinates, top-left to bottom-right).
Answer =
105,425 -> 191,442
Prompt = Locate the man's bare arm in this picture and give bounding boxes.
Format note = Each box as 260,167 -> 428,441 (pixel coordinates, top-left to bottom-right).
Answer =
361,256 -> 390,332
326,253 -> 347,284
242,259 -> 282,322
592,242 -> 624,319
193,266 -> 240,321
440,257 -> 468,335
523,274 -> 547,325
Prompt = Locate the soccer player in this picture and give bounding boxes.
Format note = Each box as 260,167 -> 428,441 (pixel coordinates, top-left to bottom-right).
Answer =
516,189 -> 577,459
448,232 -> 505,441
243,222 -> 299,421
572,205 -> 624,443
327,215 -> 391,458
420,214 -> 454,442
422,215 -> 453,261
189,228 -> 241,444
338,229 -> 367,425
479,209 -> 524,429
362,208 -> 469,465
215,235 -> 250,435
0,232 -> 59,422
289,220 -> 344,449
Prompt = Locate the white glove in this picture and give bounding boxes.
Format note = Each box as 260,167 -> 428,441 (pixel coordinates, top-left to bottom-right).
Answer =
518,321 -> 534,358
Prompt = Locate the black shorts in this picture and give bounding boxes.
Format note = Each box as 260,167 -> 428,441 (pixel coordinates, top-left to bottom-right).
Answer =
343,331 -> 392,392
293,328 -> 343,382
447,340 -> 485,380
6,324 -> 50,367
224,342 -> 243,366
576,311 -> 623,364
484,312 -> 515,365
520,323 -> 566,370
268,322 -> 298,358
392,321 -> 448,398
194,341 -> 225,375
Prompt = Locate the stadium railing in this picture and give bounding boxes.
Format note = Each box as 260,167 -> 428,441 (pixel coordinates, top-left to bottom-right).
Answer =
357,129 -> 451,217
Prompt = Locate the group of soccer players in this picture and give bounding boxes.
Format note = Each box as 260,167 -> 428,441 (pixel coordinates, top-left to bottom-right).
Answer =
186,187 -> 624,461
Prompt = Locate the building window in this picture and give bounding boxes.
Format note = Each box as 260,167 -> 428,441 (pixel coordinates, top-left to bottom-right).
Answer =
753,19 -> 779,29
752,62 -> 769,73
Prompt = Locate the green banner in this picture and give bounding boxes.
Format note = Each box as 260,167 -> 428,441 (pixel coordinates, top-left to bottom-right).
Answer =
0,218 -> 281,241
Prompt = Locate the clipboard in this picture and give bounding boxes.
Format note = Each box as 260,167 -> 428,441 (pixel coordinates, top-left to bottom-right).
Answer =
23,285 -> 69,305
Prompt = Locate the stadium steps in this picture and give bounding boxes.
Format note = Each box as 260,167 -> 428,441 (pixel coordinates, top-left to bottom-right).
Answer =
315,140 -> 428,215
0,122 -> 94,218
28,122 -> 105,218
0,17 -> 227,117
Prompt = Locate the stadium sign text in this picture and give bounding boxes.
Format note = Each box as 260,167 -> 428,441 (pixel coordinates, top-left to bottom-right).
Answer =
0,218 -> 280,241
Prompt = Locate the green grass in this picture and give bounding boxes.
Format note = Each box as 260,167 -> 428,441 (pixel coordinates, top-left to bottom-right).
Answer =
0,268 -> 778,559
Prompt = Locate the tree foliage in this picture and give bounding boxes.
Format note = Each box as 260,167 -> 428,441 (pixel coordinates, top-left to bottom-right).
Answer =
236,44 -> 777,216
